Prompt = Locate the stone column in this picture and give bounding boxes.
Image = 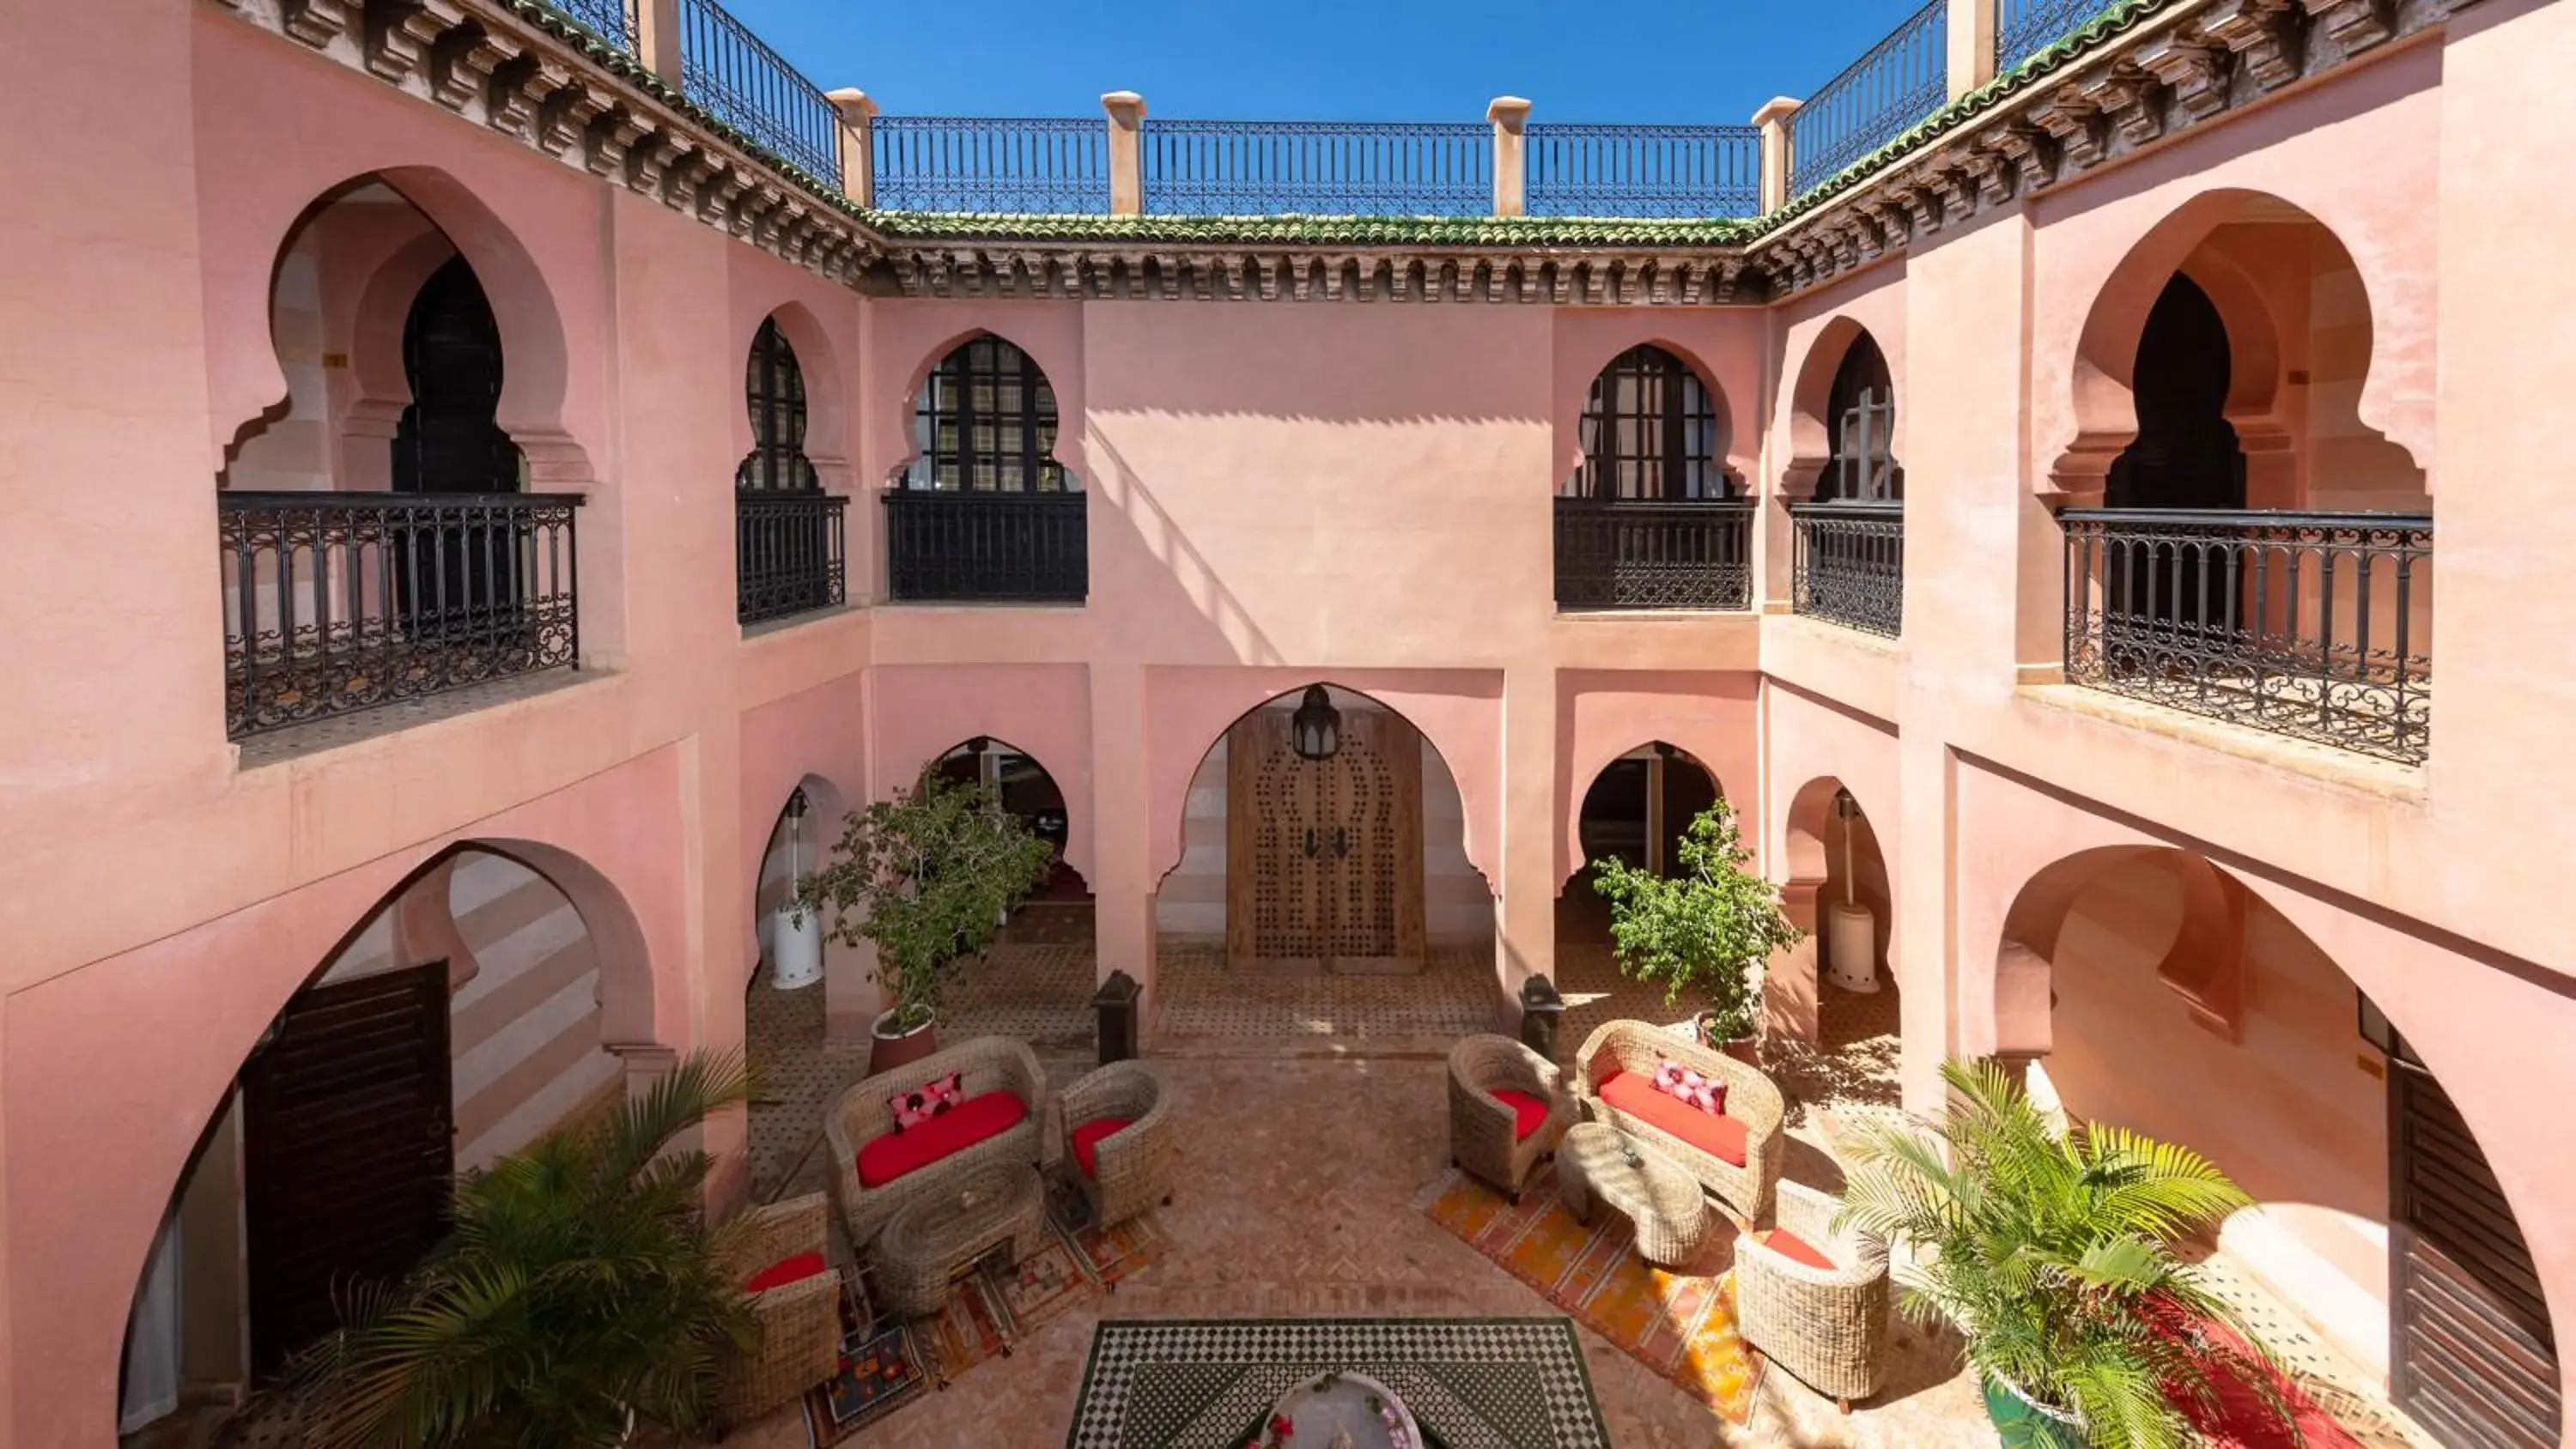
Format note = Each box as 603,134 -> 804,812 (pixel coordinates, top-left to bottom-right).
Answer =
827,88 -> 878,208
1487,96 -> 1532,218
1751,97 -> 1801,213
1948,0 -> 1999,99
1088,664 -> 1157,1039
633,0 -> 683,88
1765,880 -> 1823,1045
1495,665 -> 1559,1033
1103,91 -> 1147,216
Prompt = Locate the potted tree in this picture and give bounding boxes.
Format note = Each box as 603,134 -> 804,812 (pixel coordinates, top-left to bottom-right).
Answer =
1838,1058 -> 2297,1448
797,774 -> 1055,1073
276,1052 -> 760,1448
1590,798 -> 1802,1061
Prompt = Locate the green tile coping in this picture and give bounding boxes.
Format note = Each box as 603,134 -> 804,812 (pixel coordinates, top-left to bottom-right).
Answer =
503,0 -> 2178,249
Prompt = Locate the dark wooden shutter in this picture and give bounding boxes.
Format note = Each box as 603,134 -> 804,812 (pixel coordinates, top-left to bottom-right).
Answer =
242,962 -> 453,1377
2391,1054 -> 2562,1448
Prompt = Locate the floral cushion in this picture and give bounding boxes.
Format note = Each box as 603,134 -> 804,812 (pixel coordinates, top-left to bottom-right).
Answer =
1650,1056 -> 1727,1117
887,1070 -> 964,1132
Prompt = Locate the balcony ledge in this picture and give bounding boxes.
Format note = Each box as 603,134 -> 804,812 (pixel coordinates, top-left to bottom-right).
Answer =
2011,682 -> 2427,804
233,666 -> 620,775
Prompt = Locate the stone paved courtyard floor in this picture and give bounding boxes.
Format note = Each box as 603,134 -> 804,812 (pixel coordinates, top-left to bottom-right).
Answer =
726,905 -> 2427,1449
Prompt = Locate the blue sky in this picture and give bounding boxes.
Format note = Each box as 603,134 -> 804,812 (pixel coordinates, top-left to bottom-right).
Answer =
718,0 -> 1935,126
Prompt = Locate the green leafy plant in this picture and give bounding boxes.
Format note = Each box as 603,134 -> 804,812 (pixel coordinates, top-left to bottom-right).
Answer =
797,774 -> 1055,1034
1838,1058 -> 2297,1448
1589,798 -> 1802,1045
279,1052 -> 759,1448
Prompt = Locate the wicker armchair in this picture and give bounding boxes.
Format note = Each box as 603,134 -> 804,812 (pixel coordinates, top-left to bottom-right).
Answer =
1573,1019 -> 1784,1222
714,1192 -> 843,1424
1061,1060 -> 1177,1229
825,1034 -> 1049,1247
1736,1179 -> 1891,1410
1446,1034 -> 1572,1201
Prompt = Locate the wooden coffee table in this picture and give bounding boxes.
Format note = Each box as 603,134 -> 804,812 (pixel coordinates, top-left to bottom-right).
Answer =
871,1161 -> 1048,1319
1558,1121 -> 1711,1266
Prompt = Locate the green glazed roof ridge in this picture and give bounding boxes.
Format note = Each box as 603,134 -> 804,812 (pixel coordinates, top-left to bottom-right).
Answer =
1754,0 -> 2174,233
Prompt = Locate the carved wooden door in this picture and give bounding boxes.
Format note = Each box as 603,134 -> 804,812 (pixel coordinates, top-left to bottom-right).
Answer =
1228,706 -> 1426,971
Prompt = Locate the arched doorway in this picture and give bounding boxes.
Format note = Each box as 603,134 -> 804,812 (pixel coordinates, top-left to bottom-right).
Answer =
118,846 -> 644,1436
1780,776 -> 1896,1054
392,255 -> 520,494
2057,192 -> 2432,761
1991,848 -> 2559,1447
1555,344 -> 1750,610
889,334 -> 1084,603
1557,743 -> 1726,1043
736,314 -> 845,625
930,737 -> 1089,908
1820,332 -> 1902,504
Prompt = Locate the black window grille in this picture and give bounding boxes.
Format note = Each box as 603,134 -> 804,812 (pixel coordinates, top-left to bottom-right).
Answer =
906,336 -> 1070,494
1823,332 -> 1903,502
738,318 -> 815,493
1567,345 -> 1736,500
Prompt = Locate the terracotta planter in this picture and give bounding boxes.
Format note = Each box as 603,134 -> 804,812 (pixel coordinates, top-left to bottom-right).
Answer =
868,1009 -> 939,1075
1983,1375 -> 2087,1449
1698,1012 -> 1761,1066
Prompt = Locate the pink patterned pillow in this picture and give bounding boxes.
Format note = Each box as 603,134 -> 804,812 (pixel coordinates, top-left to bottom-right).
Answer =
1650,1056 -> 1727,1118
887,1070 -> 964,1133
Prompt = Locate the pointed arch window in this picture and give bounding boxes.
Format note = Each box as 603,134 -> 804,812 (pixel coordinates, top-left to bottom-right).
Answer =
905,336 -> 1070,493
739,318 -> 816,492
1567,344 -> 1735,500
1823,333 -> 1902,502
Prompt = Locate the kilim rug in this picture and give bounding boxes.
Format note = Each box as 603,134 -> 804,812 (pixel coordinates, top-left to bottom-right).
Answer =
1416,1163 -> 1762,1425
1066,1319 -> 1611,1449
801,1175 -> 1172,1445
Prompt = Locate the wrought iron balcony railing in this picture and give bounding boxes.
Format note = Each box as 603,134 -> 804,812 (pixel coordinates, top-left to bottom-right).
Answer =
2061,509 -> 2433,764
1790,500 -> 1904,637
1554,497 -> 1756,611
884,488 -> 1087,603
220,492 -> 582,741
737,490 -> 848,626
1789,0 -> 1949,194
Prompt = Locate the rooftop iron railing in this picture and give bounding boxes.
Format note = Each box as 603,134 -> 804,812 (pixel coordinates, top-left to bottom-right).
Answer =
2061,509 -> 2433,763
536,0 -> 636,51
1996,0 -> 2119,71
1141,119 -> 1491,216
1526,124 -> 1762,219
1789,0 -> 1949,195
677,0 -> 840,183
220,492 -> 583,740
873,117 -> 1110,214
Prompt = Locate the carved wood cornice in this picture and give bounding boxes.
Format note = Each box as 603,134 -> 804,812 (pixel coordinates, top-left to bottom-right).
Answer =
1745,0 -> 2484,300
210,0 -> 2490,306
204,0 -> 880,285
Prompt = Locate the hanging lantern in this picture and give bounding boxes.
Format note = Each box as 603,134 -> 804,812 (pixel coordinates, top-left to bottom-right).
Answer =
1291,685 -> 1342,761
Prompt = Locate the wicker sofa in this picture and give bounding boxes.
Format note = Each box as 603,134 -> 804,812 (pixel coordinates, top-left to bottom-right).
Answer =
713,1191 -> 843,1424
825,1034 -> 1049,1247
1737,1179 -> 1892,1410
1446,1034 -> 1572,1201
1572,1019 -> 1783,1223
1060,1059 -> 1177,1229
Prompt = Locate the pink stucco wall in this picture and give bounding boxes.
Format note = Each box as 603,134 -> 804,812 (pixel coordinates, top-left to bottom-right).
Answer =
5,1 -> 2576,1440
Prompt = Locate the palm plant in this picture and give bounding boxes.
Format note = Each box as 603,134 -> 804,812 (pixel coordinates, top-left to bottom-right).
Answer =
280,1052 -> 759,1449
1838,1058 -> 2298,1448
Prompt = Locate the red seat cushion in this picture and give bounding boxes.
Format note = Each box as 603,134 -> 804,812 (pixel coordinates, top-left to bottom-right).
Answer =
1597,1069 -> 1748,1167
1488,1088 -> 1552,1143
743,1250 -> 829,1294
1760,1228 -> 1838,1271
1070,1115 -> 1135,1179
855,1089 -> 1029,1188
